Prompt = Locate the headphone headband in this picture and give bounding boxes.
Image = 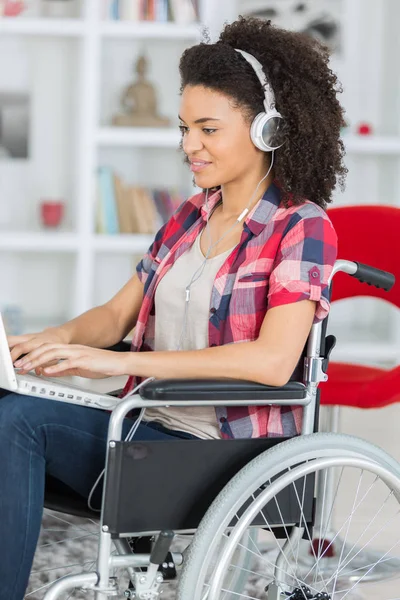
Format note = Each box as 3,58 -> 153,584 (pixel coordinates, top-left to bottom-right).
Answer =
234,47 -> 284,152
234,48 -> 277,113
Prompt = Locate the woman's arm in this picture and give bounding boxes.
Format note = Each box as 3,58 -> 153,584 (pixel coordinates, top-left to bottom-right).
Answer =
13,299 -> 316,381
125,299 -> 316,386
58,273 -> 144,348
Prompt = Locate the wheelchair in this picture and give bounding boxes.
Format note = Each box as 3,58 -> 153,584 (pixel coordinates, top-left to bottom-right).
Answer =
27,258 -> 400,600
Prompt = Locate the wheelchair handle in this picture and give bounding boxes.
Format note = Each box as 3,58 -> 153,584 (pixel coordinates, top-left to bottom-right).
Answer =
352,261 -> 395,291
331,259 -> 395,292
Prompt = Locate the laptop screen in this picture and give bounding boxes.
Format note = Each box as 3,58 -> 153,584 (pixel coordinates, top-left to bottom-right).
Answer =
0,313 -> 19,392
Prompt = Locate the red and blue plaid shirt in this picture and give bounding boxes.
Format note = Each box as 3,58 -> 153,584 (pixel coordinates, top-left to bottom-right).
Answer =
122,181 -> 337,438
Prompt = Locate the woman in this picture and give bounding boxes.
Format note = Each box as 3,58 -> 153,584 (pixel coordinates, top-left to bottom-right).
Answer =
0,16 -> 346,599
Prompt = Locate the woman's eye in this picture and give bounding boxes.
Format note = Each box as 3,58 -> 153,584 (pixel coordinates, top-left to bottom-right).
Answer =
203,128 -> 216,135
179,125 -> 188,134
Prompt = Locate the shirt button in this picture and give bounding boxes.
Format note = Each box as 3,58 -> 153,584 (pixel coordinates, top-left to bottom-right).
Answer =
210,307 -> 217,314
312,271 -> 319,279
219,417 -> 227,423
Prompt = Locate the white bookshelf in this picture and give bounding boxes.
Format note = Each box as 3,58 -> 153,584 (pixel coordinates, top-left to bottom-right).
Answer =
0,17 -> 85,36
0,232 -> 79,252
0,0 -> 399,368
344,135 -> 400,154
99,20 -> 202,40
92,234 -> 155,253
97,127 -> 181,148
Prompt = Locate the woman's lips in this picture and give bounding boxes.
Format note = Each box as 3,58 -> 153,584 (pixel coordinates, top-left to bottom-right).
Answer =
190,160 -> 211,173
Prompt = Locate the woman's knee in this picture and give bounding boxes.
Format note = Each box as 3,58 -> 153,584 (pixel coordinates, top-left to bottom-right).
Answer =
0,393 -> 51,434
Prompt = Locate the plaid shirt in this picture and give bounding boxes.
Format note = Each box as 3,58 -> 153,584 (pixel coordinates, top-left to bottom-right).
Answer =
122,181 -> 337,438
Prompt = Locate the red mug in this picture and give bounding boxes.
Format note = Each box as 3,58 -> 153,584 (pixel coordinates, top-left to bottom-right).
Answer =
40,200 -> 64,228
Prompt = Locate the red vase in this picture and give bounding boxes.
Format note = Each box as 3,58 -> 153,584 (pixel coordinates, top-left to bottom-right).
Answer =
40,201 -> 64,228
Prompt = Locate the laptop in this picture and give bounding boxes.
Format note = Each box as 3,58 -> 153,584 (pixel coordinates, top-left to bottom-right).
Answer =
0,313 -> 123,410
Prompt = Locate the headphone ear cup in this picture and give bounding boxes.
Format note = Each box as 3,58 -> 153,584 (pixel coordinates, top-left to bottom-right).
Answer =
250,111 -> 285,152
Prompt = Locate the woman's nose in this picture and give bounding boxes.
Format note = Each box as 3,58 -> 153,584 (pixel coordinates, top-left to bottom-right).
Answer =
182,130 -> 204,155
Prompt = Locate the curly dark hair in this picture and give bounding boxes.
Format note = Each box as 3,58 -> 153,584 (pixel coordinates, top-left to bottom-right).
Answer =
179,16 -> 347,209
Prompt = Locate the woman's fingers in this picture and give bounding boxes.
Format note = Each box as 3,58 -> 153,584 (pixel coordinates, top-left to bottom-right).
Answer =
14,343 -> 71,370
15,345 -> 124,379
7,335 -> 32,349
34,360 -> 59,376
9,337 -> 40,362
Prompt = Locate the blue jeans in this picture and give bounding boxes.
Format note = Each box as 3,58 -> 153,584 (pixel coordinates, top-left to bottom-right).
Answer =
0,391 -> 198,600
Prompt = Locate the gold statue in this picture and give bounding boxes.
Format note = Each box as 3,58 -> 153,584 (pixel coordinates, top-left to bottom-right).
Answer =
112,55 -> 170,127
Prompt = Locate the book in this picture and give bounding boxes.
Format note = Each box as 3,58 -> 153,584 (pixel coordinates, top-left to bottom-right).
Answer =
114,174 -> 133,233
119,0 -> 140,21
155,0 -> 169,21
140,187 -> 163,232
152,189 -> 169,223
128,186 -> 147,233
169,0 -> 197,24
98,167 -> 120,234
95,175 -> 107,234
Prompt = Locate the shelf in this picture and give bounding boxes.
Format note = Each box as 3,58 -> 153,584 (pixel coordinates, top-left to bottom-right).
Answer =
0,233 -> 155,253
0,232 -> 79,252
100,20 -> 202,40
98,131 -> 400,153
0,17 -> 85,37
93,234 -> 154,253
343,136 -> 400,154
97,127 -> 181,147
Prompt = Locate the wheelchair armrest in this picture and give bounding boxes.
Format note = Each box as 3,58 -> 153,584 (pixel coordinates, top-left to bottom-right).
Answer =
104,341 -> 306,401
139,378 -> 306,401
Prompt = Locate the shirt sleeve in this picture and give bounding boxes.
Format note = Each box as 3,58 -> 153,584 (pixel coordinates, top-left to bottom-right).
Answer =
135,220 -> 169,288
267,212 -> 338,322
135,197 -> 188,288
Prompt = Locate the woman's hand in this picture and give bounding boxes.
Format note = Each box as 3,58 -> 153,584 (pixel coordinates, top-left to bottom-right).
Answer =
12,343 -> 131,379
8,328 -> 71,376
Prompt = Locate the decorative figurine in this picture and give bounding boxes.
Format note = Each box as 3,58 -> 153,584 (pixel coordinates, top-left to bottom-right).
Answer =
112,55 -> 170,128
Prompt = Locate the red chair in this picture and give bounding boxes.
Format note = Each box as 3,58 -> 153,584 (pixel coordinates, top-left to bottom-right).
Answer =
324,204 -> 400,409
305,205 -> 400,582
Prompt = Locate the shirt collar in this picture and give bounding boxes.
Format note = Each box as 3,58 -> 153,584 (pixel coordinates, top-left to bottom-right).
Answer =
199,180 -> 282,235
200,188 -> 222,220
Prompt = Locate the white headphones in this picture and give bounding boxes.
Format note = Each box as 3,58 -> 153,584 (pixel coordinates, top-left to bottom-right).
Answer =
235,48 -> 285,152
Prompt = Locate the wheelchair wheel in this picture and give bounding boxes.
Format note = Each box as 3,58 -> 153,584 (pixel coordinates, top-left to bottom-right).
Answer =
26,509 -> 100,599
177,433 -> 400,600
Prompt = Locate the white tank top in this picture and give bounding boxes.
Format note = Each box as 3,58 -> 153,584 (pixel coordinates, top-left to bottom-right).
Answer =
144,235 -> 235,439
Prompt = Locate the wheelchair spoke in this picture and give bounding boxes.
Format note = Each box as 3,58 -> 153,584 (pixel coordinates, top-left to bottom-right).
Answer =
322,486 -> 394,584
339,538 -> 400,600
325,506 -> 400,589
203,581 -> 261,600
39,531 -> 98,548
42,510 -> 97,535
316,466 -> 345,567
302,471 -> 383,583
249,492 -> 308,594
31,558 -> 97,576
330,469 -> 365,596
288,473 -> 331,596
27,509 -> 99,600
269,481 -> 328,598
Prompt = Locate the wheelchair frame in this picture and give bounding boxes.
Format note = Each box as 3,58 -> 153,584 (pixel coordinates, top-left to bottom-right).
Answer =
41,258 -> 392,600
